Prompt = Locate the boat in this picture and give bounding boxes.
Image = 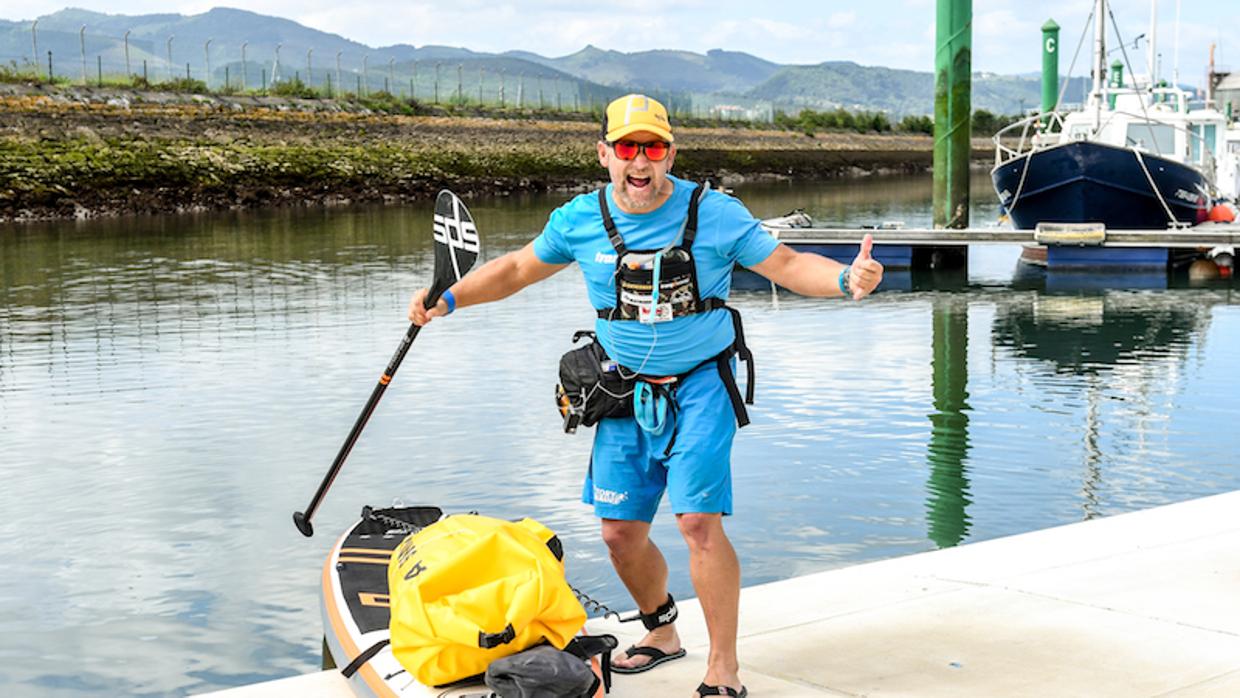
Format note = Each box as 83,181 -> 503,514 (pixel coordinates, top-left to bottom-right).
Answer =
992,0 -> 1239,244
321,505 -> 608,698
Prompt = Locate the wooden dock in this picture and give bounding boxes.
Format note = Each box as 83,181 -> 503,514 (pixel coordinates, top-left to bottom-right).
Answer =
763,222 -> 1240,248
758,221 -> 1239,272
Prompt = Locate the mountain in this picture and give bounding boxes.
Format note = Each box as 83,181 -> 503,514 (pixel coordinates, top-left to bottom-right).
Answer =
1,7 -> 1081,115
508,45 -> 781,95
747,61 -> 1091,115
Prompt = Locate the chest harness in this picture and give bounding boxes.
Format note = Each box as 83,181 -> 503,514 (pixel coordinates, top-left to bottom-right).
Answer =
594,184 -> 756,435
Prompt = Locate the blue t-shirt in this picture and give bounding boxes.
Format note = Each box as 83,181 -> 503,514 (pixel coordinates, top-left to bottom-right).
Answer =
533,175 -> 779,375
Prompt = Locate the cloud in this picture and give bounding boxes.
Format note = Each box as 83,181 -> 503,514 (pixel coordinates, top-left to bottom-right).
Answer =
827,11 -> 857,29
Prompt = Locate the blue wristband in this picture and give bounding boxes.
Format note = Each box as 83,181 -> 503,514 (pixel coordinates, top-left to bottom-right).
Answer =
442,289 -> 456,315
838,265 -> 851,295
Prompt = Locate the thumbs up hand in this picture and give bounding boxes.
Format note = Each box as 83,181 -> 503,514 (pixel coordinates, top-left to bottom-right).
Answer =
848,234 -> 884,300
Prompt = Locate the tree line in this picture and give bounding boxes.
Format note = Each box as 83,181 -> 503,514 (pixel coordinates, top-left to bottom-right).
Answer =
773,107 -> 1021,137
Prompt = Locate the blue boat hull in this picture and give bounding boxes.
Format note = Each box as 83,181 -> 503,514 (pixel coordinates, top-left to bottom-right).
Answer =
992,141 -> 1209,230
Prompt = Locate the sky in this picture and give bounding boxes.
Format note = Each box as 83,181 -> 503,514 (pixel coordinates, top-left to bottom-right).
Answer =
3,1 -> 1237,84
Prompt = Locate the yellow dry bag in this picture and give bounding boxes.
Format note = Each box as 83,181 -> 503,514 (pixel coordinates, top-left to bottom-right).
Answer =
387,514 -> 588,686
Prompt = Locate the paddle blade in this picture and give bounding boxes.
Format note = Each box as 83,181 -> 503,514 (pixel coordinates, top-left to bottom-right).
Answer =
427,190 -> 481,308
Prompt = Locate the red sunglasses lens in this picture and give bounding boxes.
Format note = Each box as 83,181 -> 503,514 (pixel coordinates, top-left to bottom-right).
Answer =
613,141 -> 639,160
643,142 -> 669,161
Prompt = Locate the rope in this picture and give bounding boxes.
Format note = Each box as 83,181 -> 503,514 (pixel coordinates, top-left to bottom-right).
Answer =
1003,151 -> 1035,218
1054,4 -> 1095,114
1132,147 -> 1180,225
1107,5 -> 1163,156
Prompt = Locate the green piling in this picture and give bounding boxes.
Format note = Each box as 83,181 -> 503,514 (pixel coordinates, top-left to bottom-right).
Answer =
930,0 -> 971,267
1109,60 -> 1123,109
1041,19 -> 1060,119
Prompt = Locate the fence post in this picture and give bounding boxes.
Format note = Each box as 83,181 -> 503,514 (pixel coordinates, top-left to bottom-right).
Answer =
79,26 -> 86,85
262,68 -> 267,92
225,66 -> 229,90
31,20 -> 39,78
143,59 -> 147,84
48,50 -> 54,82
97,55 -> 102,86
456,64 -> 462,103
123,30 -> 130,77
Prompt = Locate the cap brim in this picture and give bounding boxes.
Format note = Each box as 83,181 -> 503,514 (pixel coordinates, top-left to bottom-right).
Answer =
605,124 -> 674,143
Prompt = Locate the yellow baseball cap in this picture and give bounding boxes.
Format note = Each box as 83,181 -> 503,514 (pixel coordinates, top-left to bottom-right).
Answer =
602,94 -> 674,143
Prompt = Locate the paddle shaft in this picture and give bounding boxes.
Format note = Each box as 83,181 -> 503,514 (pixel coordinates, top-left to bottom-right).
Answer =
294,319 -> 425,536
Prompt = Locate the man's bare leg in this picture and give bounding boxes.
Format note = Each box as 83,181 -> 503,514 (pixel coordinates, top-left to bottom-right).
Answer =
602,518 -> 682,670
678,512 -> 742,696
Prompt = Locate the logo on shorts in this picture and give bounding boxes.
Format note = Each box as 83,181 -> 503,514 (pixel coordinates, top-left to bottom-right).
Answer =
595,251 -> 617,264
593,486 -> 629,505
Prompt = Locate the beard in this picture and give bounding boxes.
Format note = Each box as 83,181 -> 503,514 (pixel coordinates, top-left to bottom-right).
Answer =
614,173 -> 669,213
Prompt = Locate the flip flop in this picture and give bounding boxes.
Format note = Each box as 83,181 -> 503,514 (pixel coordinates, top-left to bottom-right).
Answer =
610,645 -> 687,674
695,683 -> 748,697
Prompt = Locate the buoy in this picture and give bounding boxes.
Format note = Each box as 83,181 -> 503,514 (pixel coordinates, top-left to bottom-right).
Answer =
1208,204 -> 1237,223
1187,258 -> 1221,282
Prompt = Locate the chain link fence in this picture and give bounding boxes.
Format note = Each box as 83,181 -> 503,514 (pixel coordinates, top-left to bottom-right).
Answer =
1,23 -> 779,121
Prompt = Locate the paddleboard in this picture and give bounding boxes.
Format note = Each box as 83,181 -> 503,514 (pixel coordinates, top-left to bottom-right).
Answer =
321,505 -> 606,698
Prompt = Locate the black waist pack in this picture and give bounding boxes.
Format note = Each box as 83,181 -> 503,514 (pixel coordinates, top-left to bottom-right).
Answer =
555,331 -> 633,433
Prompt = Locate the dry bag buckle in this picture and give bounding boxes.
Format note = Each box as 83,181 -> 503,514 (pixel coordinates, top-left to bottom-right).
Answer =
478,623 -> 517,649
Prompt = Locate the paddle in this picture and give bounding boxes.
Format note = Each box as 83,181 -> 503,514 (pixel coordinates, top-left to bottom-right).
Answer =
293,190 -> 481,537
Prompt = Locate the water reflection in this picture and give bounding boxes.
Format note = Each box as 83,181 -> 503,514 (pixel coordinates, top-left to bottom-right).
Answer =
926,296 -> 972,548
992,290 -> 1213,375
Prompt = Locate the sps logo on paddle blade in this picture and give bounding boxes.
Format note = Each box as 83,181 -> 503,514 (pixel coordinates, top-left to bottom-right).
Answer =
433,213 -> 480,253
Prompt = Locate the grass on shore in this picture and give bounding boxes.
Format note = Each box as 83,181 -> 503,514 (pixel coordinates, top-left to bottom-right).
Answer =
0,136 -> 601,205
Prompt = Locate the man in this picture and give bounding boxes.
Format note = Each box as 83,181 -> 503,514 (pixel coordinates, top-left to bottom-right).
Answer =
409,94 -> 882,698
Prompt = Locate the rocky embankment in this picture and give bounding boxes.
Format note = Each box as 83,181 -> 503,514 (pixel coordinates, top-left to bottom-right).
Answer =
0,84 -> 988,222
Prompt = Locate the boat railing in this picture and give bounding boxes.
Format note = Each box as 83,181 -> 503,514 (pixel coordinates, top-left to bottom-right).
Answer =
995,108 -> 1220,188
993,111 -> 1068,166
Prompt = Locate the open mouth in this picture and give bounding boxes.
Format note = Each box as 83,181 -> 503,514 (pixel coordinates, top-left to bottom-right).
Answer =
626,175 -> 651,189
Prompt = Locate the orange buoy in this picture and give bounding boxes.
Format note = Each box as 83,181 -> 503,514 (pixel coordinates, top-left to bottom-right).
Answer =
1207,203 -> 1237,223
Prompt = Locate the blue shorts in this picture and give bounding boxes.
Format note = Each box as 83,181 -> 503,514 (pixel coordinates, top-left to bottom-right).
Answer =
582,361 -> 739,522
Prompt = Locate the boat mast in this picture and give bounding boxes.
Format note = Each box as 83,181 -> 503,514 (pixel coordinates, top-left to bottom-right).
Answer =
1092,0 -> 1107,127
1148,0 -> 1158,85
1172,0 -> 1181,88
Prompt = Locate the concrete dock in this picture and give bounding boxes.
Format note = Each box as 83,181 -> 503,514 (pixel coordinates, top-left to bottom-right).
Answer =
204,490 -> 1240,697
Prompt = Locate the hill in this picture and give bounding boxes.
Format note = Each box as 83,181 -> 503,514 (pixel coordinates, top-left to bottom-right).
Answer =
1,7 -> 1089,115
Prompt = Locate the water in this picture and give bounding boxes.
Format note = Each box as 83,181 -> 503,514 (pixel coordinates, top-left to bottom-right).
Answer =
2,174 -> 1238,696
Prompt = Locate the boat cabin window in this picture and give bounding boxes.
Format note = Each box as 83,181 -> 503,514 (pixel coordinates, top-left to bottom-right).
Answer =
1125,123 -> 1175,155
1189,124 -> 1217,164
1067,125 -> 1092,141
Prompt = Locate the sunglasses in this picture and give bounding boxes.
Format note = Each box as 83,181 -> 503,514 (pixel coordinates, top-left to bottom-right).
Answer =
609,140 -> 671,162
